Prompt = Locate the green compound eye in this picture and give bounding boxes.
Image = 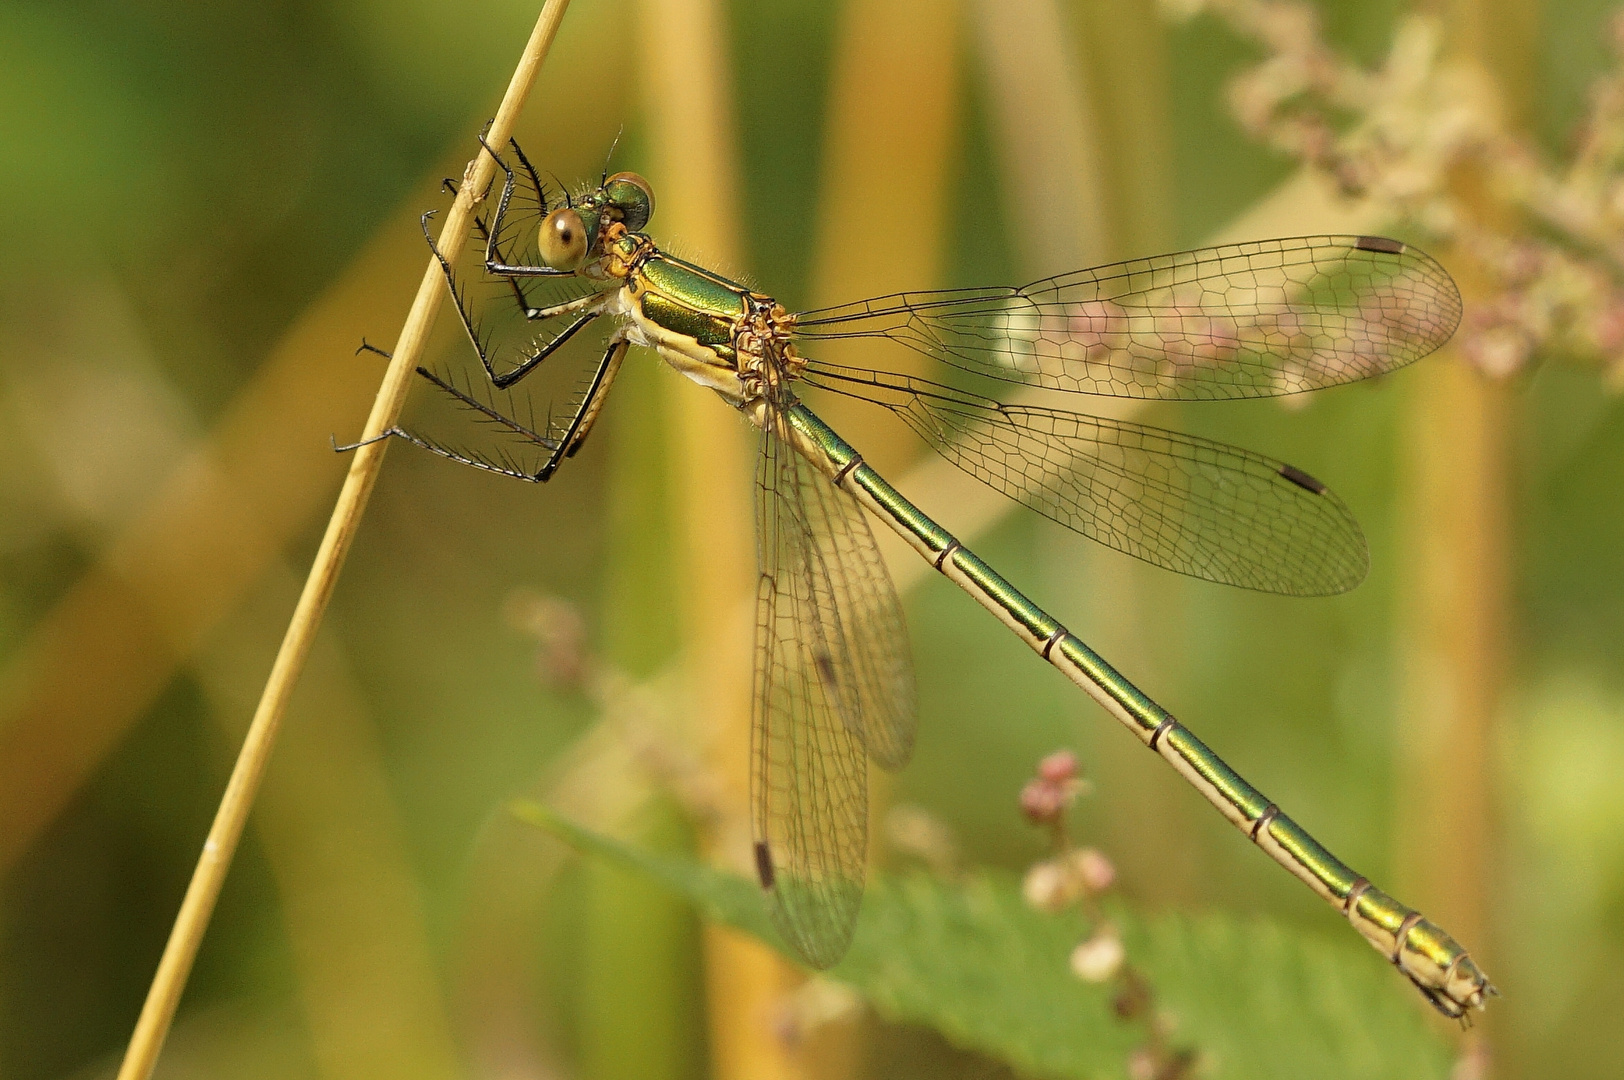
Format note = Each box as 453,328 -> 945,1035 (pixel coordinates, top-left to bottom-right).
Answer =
538,207 -> 589,270
603,171 -> 655,231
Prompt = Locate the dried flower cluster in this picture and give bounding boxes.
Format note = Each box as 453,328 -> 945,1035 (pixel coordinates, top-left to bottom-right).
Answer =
1019,749 -> 1092,833
504,588 -> 591,689
1164,0 -> 1624,385
1018,752 -> 1193,1080
1023,846 -> 1118,914
503,588 -> 736,839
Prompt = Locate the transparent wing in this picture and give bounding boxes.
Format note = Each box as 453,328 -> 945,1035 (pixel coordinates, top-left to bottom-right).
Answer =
751,415 -> 916,968
805,448 -> 917,773
794,236 -> 1461,400
808,366 -> 1368,596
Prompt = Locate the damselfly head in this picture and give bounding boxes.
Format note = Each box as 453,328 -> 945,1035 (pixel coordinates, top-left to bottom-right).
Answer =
537,171 -> 653,271
538,207 -> 594,271
602,171 -> 655,231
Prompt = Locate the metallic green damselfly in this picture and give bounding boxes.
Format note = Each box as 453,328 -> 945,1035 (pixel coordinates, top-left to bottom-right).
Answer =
366,137 -> 1494,1018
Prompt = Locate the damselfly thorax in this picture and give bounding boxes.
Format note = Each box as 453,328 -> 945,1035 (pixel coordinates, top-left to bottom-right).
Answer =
596,220 -> 806,418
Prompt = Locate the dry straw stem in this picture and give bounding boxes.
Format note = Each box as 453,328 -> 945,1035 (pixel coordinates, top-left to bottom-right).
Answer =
631,0 -> 776,1074
111,3 -> 575,1078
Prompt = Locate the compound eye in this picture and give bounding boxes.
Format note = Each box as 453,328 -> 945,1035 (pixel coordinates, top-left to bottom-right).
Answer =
604,171 -> 655,231
538,208 -> 589,270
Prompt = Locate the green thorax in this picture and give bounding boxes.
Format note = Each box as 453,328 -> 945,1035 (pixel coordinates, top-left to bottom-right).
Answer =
627,242 -> 750,349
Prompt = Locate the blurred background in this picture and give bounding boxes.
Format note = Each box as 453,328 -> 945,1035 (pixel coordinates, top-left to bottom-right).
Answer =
2,0 -> 1622,1077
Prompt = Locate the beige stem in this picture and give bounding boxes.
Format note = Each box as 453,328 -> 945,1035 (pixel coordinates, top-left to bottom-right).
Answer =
1394,0 -> 1537,1057
631,0 -> 796,1075
111,4 -> 574,1078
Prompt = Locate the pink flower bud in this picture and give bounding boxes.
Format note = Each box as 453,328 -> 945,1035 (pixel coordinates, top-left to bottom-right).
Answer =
1020,778 -> 1065,824
1038,750 -> 1079,783
1128,1047 -> 1160,1080
1073,848 -> 1117,895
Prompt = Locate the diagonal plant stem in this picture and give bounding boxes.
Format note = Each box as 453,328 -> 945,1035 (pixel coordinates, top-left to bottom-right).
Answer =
111,4 -> 574,1078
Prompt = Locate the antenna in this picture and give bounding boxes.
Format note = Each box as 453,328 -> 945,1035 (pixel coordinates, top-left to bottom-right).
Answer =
601,125 -> 625,186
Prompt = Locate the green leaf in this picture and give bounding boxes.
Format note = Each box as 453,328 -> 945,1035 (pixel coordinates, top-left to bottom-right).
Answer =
513,800 -> 1456,1080
1124,912 -> 1456,1080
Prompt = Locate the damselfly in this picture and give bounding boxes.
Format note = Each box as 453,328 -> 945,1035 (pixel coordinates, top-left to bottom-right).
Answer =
358,137 -> 1494,1018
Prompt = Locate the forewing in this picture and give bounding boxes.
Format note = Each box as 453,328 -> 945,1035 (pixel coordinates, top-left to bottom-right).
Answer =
751,421 -> 916,968
794,236 -> 1460,400
808,371 -> 1369,595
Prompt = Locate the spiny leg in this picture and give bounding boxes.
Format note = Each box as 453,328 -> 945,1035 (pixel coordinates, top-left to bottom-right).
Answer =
344,331 -> 629,482
507,138 -> 550,222
421,207 -> 606,390
489,310 -> 602,389
344,336 -> 561,480
334,365 -> 557,482
332,425 -> 546,484
403,333 -> 627,481
474,128 -> 575,279
442,174 -> 537,318
444,152 -> 557,322
547,337 -> 628,471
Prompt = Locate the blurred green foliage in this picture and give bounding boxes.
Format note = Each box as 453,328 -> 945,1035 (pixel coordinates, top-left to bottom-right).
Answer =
519,800 -> 1456,1080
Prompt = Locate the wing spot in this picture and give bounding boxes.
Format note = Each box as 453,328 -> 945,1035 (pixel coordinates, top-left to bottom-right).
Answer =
754,841 -> 776,890
1355,235 -> 1406,254
814,651 -> 838,696
1278,463 -> 1327,494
